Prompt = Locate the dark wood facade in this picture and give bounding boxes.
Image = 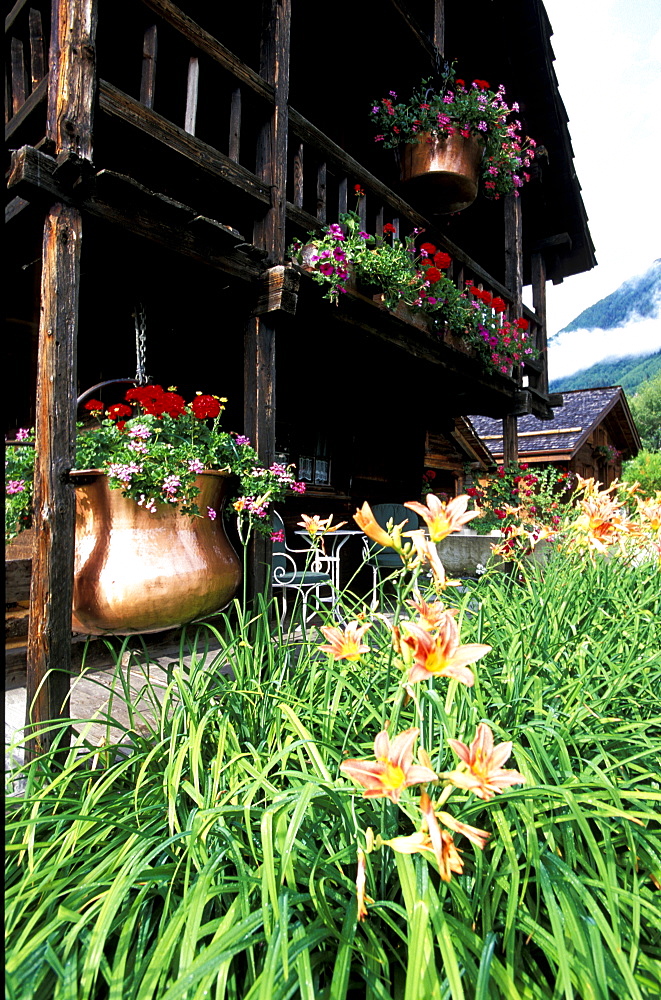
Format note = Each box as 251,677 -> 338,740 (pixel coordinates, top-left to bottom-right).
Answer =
5,0 -> 595,741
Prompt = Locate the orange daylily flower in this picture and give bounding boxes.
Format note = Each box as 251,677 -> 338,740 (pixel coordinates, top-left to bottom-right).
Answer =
407,597 -> 453,631
340,727 -> 438,803
404,493 -> 480,543
382,792 -> 464,881
353,501 -> 404,549
298,513 -> 347,537
405,530 -> 460,590
319,621 -> 371,661
636,493 -> 661,531
355,847 -> 373,921
402,617 -> 491,687
445,722 -> 525,800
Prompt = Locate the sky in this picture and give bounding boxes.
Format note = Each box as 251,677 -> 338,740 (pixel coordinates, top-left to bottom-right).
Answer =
529,0 -> 661,373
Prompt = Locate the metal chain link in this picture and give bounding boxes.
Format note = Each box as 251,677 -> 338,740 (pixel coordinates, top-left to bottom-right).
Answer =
134,303 -> 149,385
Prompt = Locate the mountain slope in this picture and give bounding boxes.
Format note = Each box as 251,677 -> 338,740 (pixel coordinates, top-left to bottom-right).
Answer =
549,350 -> 661,393
553,260 -> 660,336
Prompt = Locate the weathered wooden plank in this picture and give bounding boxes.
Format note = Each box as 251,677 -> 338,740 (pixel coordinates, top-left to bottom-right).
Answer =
99,81 -> 271,204
140,24 -> 158,108
316,161 -> 326,223
28,7 -> 46,88
228,86 -> 241,161
140,0 -> 273,103
433,0 -> 445,56
184,55 -> 199,134
11,37 -> 27,114
47,0 -> 98,158
26,203 -> 81,757
253,0 -> 291,262
4,73 -> 47,141
293,142 -> 303,208
5,559 -> 32,603
388,0 -> 437,62
504,193 -> 523,312
5,195 -> 31,222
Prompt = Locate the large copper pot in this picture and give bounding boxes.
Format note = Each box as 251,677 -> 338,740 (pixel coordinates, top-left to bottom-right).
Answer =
71,471 -> 242,635
398,132 -> 484,213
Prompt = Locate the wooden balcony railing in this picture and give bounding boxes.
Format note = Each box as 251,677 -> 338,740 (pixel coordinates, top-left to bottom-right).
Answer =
5,0 -> 49,145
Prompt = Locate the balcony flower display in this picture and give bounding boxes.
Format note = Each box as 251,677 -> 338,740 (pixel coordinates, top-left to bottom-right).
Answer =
4,386 -> 305,542
370,64 -> 536,201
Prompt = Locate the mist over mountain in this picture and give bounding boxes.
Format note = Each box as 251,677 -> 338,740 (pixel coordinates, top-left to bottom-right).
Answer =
548,261 -> 661,392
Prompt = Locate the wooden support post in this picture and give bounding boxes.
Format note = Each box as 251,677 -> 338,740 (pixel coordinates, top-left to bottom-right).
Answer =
503,193 -> 523,465
531,251 -> 549,395
140,25 -> 158,109
502,413 -> 518,467
253,0 -> 291,262
229,87 -> 241,161
26,0 -> 98,756
26,204 -> 82,757
433,0 -> 445,58
243,314 -> 276,599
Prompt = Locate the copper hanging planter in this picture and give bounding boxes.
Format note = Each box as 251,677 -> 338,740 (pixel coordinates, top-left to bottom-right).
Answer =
71,470 -> 242,635
398,132 -> 484,213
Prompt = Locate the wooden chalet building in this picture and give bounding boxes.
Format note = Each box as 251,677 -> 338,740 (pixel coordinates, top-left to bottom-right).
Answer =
5,0 -> 595,739
468,386 -> 641,487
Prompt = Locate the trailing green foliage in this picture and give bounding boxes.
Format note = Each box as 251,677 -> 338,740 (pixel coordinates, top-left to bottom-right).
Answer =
5,551 -> 661,999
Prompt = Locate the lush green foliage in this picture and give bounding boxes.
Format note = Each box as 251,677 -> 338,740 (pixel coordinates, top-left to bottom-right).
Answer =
623,450 -> 661,492
466,463 -> 572,535
628,373 -> 661,452
6,537 -> 661,998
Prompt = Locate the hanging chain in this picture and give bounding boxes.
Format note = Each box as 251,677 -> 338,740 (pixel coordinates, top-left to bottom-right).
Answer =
134,303 -> 149,385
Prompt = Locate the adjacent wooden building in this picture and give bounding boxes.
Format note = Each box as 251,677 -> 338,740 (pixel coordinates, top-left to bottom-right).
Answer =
468,386 -> 641,486
5,0 -> 595,740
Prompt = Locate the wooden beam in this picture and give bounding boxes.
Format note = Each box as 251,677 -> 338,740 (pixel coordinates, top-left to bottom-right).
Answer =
481,427 -> 583,440
26,203 -> 82,758
433,0 -> 445,57
4,73 -> 47,142
99,81 -> 271,205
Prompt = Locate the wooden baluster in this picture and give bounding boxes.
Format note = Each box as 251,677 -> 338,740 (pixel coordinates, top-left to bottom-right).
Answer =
11,37 -> 27,115
293,142 -> 304,208
358,189 -> 367,230
29,9 -> 46,89
316,161 -> 326,222
433,0 -> 445,57
531,251 -> 548,395
375,205 -> 384,237
228,86 -> 241,162
184,55 -> 199,135
140,25 -> 157,109
503,193 -> 523,464
338,176 -> 347,216
392,217 -> 400,239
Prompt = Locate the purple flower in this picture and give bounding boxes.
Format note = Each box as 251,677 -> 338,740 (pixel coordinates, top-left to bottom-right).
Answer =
292,481 -> 306,494
162,474 -> 181,496
207,507 -> 217,520
389,90 -> 397,97
235,435 -> 251,446
129,424 -> 151,440
372,105 -> 380,113
374,135 -> 385,142
477,121 -> 488,132
16,428 -> 30,441
188,458 -> 205,473
359,231 -> 370,239
6,480 -> 25,495
333,248 -> 347,262
328,224 -> 344,239
319,262 -> 335,276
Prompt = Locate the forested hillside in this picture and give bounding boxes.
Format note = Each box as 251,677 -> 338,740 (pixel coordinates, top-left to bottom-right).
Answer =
549,350 -> 661,393
554,260 -> 660,335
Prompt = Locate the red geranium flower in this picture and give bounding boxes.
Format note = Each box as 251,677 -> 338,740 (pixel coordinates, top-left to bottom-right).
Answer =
125,384 -> 166,403
424,266 -> 442,283
106,403 -> 132,421
456,79 -> 465,87
420,242 -> 437,255
515,317 -> 529,330
480,290 -> 493,305
190,394 -> 222,419
491,297 -> 507,312
472,79 -> 490,90
84,399 -> 105,412
157,392 -> 187,418
383,223 -> 397,234
433,252 -> 452,269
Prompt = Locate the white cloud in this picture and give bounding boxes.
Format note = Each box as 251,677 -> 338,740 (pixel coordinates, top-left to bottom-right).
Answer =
548,314 -> 661,381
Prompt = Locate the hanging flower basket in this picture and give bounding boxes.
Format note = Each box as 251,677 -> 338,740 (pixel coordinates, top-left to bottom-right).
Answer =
71,470 -> 241,635
397,132 -> 484,213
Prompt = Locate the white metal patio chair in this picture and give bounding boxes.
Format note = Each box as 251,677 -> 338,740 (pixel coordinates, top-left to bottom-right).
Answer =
271,512 -> 335,623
